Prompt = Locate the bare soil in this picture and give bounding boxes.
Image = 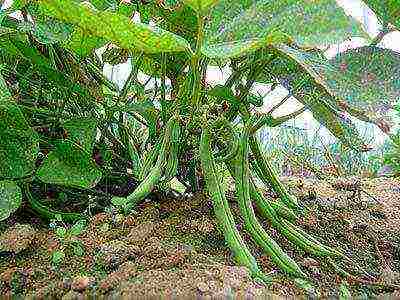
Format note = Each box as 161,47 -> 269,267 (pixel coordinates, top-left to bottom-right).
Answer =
1,177 -> 400,299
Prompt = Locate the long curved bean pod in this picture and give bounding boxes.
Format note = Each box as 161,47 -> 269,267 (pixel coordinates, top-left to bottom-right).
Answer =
199,126 -> 271,283
270,200 -> 298,222
234,128 -> 306,278
163,118 -> 181,181
115,117 -> 176,212
250,182 -> 342,258
249,136 -> 299,209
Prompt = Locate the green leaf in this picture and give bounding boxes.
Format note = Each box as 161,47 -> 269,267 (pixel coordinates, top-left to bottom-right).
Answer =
64,28 -> 106,57
37,142 -> 102,189
71,240 -> 85,257
37,118 -> 101,188
26,4 -> 74,44
63,117 -> 98,153
0,180 -> 22,221
0,104 -> 39,179
38,0 -> 191,53
257,46 -> 368,151
69,220 -> 87,236
51,250 -> 65,265
55,227 -> 67,239
327,46 -> 400,131
363,0 -> 400,30
264,45 -> 399,133
111,196 -> 129,207
203,0 -> 369,58
184,0 -> 218,14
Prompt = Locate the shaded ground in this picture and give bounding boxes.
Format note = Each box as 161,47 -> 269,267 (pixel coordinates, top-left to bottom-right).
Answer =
1,177 -> 400,299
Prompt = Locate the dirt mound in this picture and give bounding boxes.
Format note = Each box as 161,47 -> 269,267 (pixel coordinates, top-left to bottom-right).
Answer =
0,177 -> 400,298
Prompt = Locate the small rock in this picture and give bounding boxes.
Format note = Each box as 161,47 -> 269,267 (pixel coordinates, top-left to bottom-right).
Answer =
369,210 -> 386,220
0,267 -> 17,285
301,257 -> 320,268
125,222 -> 156,245
351,222 -> 370,235
71,276 -> 94,292
98,240 -> 138,268
98,262 -> 137,293
0,224 -> 37,254
381,267 -> 400,285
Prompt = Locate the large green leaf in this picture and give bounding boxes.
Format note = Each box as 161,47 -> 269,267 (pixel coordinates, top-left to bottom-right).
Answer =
265,45 -> 400,132
37,117 -> 101,188
363,0 -> 400,30
257,46 -> 368,151
203,0 -> 369,58
0,181 -> 22,221
38,0 -> 191,53
327,46 -> 400,131
0,104 -> 39,179
64,28 -> 106,57
37,143 -> 102,188
63,117 -> 98,153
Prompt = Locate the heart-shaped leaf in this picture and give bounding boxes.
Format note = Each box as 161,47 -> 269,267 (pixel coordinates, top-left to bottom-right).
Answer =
203,0 -> 369,58
0,104 -> 39,179
63,117 -> 98,153
327,46 -> 400,132
0,180 -> 22,221
37,143 -> 102,188
38,0 -> 191,53
37,117 -> 101,188
264,45 -> 400,133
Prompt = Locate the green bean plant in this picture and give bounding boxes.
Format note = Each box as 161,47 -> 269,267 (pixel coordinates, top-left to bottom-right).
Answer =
0,0 -> 399,285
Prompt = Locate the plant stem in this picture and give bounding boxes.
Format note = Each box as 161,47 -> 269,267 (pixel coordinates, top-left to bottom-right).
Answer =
190,14 -> 205,118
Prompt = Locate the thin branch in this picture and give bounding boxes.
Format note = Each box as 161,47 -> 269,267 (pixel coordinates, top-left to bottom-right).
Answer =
370,24 -> 396,46
267,92 -> 292,115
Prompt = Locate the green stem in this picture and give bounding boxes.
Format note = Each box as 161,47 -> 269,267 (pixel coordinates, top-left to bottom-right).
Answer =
190,14 -> 205,117
24,184 -> 84,223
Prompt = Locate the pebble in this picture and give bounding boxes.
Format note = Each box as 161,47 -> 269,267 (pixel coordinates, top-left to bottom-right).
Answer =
0,224 -> 37,254
98,240 -> 138,268
71,276 -> 95,292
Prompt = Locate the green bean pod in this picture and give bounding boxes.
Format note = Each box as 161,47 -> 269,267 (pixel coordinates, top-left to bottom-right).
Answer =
270,201 -> 298,223
139,141 -> 161,180
249,136 -> 299,210
234,128 -> 306,278
250,183 -> 342,258
163,118 -> 181,181
200,126 -> 270,283
121,117 -> 176,212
